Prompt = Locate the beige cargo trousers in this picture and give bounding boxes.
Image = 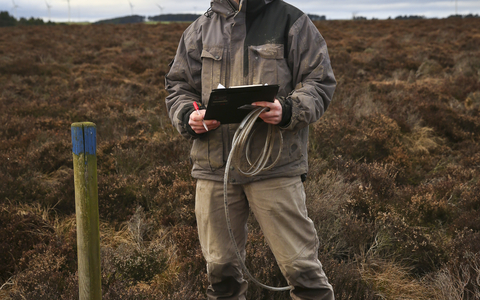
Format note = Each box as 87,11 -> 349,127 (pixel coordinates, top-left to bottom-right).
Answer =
195,176 -> 334,300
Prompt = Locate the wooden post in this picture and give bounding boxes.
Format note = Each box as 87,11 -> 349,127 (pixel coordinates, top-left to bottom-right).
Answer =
71,122 -> 102,300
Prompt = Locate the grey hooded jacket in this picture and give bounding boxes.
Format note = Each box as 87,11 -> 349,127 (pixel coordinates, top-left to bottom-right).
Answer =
165,0 -> 336,184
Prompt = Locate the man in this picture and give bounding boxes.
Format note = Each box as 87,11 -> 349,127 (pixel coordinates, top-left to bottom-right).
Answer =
165,0 -> 336,299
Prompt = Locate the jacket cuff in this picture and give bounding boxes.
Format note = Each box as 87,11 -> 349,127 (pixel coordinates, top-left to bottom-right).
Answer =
278,96 -> 293,128
178,103 -> 204,139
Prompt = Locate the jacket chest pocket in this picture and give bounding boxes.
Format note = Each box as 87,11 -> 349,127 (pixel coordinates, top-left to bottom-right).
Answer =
248,44 -> 287,85
201,47 -> 224,104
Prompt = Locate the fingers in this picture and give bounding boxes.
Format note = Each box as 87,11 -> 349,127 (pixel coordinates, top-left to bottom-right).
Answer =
203,120 -> 220,132
252,99 -> 283,125
189,110 -> 220,134
189,109 -> 205,122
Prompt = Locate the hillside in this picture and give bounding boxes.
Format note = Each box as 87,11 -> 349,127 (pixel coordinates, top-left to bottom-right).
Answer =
0,19 -> 479,299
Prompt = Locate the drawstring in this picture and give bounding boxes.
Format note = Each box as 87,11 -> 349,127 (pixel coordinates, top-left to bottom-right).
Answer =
204,7 -> 214,18
205,0 -> 239,19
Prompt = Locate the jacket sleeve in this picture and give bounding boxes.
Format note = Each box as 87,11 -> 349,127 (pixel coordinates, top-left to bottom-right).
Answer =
165,28 -> 203,139
282,14 -> 336,131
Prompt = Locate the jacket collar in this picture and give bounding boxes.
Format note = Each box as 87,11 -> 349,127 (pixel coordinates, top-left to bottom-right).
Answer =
210,0 -> 238,17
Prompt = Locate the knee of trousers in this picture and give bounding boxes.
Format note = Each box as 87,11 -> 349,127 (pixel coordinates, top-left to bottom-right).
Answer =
207,261 -> 244,285
279,258 -> 333,290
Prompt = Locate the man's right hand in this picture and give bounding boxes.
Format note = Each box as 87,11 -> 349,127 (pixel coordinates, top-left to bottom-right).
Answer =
189,110 -> 220,134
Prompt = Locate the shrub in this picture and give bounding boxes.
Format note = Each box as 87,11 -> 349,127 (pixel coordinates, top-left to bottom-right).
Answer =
8,248 -> 78,300
110,242 -> 168,283
0,203 -> 54,282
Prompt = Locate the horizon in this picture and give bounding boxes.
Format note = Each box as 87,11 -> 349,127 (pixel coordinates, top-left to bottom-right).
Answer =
1,0 -> 480,23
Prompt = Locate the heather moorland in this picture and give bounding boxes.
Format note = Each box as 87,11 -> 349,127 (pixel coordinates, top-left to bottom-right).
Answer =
1,18 -> 480,299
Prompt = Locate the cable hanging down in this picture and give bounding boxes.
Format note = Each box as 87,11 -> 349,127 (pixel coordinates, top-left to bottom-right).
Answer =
223,107 -> 293,292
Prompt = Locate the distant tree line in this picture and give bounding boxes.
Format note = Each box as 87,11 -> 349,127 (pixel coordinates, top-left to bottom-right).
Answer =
308,14 -> 326,21
394,15 -> 425,20
0,11 -> 54,27
0,11 -> 327,26
356,14 -> 480,21
448,13 -> 480,19
2,10 -> 478,27
93,15 -> 146,25
148,14 -> 201,22
393,14 -> 479,20
147,13 -> 326,23
353,16 -> 368,21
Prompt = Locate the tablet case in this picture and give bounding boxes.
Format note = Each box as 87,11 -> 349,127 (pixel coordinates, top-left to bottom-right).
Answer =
204,84 -> 280,124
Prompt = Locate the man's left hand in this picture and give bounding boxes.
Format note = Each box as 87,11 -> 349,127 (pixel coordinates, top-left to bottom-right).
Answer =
252,99 -> 282,125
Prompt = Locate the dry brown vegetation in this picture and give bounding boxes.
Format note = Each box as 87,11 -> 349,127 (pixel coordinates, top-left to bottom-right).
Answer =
0,18 -> 479,299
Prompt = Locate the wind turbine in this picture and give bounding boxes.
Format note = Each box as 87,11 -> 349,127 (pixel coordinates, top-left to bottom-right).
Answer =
65,0 -> 71,22
129,1 -> 134,16
352,11 -> 358,20
156,3 -> 164,15
45,0 -> 52,22
11,0 -> 19,20
455,0 -> 458,15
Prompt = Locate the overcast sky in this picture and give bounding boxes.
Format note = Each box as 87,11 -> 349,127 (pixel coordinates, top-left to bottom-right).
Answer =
1,0 -> 479,22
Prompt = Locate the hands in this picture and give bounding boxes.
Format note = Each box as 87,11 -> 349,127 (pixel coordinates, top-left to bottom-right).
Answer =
189,98 -> 282,134
189,109 -> 220,134
252,99 -> 283,125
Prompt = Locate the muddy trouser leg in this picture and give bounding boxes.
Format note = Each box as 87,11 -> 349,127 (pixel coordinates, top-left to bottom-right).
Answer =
244,176 -> 335,300
195,179 -> 249,300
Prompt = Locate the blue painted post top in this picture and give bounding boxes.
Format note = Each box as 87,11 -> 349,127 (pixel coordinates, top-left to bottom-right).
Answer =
71,122 -> 97,156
